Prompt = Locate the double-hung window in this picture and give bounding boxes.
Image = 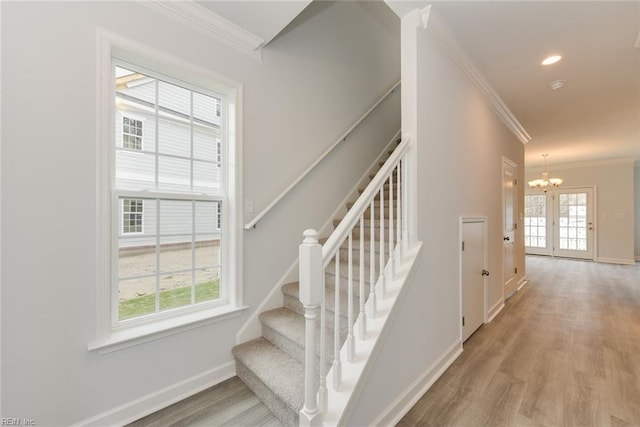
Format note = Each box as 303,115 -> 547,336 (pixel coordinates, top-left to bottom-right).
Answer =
94,35 -> 243,351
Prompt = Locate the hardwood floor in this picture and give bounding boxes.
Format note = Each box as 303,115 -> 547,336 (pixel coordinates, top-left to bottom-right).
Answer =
129,256 -> 639,426
127,376 -> 281,427
398,255 -> 640,427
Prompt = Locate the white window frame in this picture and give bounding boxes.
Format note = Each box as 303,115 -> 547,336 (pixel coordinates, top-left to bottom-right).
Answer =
91,29 -> 246,354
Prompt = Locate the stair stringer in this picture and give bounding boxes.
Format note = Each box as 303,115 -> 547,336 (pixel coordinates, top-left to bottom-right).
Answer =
235,129 -> 401,345
323,241 -> 423,426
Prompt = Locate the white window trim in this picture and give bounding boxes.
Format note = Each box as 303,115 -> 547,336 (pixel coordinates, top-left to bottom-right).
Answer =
92,28 -> 246,354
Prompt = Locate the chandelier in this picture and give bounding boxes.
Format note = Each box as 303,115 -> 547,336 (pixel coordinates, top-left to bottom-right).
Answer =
528,154 -> 562,192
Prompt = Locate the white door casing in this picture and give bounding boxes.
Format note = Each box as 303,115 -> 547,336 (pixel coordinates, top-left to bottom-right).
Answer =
503,158 -> 517,298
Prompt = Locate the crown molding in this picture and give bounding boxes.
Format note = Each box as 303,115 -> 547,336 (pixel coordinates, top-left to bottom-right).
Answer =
146,1 -> 264,61
420,6 -> 531,145
526,156 -> 636,172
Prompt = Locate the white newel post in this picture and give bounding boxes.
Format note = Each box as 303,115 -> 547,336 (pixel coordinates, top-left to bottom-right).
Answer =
299,229 -> 323,427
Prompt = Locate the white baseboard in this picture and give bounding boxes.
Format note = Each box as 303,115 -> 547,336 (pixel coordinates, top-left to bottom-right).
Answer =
595,257 -> 636,265
71,362 -> 235,427
370,340 -> 462,427
517,276 -> 528,291
487,299 -> 504,323
635,256 -> 640,262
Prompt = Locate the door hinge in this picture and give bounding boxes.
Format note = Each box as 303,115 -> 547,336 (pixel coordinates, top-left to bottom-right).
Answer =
515,267 -> 518,274
462,316 -> 465,327
462,241 -> 465,251
514,179 -> 518,185
514,223 -> 518,230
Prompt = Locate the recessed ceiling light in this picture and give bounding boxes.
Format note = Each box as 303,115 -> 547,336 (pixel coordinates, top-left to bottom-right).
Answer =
542,55 -> 562,65
549,79 -> 566,90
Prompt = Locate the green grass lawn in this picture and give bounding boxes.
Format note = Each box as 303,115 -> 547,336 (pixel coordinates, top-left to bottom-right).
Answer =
119,279 -> 220,320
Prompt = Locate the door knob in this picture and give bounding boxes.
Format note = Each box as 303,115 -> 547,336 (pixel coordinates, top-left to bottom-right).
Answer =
503,236 -> 510,241
482,270 -> 490,276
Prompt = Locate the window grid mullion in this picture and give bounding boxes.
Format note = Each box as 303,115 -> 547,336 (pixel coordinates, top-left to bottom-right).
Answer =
155,199 -> 161,314
189,92 -> 196,306
192,200 -> 196,305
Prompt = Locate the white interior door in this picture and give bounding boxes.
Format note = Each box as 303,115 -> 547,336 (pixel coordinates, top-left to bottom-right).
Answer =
553,188 -> 595,259
503,159 -> 517,298
462,220 -> 486,342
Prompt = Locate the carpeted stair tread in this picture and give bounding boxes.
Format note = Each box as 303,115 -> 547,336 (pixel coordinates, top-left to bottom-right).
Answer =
333,217 -> 390,228
320,236 -> 384,253
326,256 -> 375,280
260,307 -> 305,347
282,281 -> 366,322
368,170 -> 399,180
233,140 -> 402,425
232,338 -> 304,420
260,304 -> 345,367
347,200 -> 397,211
359,181 -> 399,194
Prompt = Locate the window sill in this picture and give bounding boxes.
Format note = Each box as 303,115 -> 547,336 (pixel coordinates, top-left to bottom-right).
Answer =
88,304 -> 249,354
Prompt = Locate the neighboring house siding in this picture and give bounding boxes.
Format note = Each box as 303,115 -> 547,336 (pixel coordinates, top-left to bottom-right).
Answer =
118,197 -> 220,249
115,79 -> 222,249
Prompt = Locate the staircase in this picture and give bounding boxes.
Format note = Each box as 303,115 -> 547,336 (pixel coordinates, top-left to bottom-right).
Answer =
232,140 -> 401,426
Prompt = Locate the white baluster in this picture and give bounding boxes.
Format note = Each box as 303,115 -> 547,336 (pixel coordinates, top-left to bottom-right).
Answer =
347,232 -> 354,362
396,159 -> 402,262
389,174 -> 395,277
333,250 -> 341,389
379,186 -> 386,297
299,229 -> 323,427
318,285 -> 327,413
358,216 -> 366,339
367,200 -> 376,319
402,152 -> 410,252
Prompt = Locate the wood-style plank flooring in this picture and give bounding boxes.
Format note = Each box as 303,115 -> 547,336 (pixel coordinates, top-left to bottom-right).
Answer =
398,255 -> 640,427
127,376 -> 281,427
129,256 -> 639,426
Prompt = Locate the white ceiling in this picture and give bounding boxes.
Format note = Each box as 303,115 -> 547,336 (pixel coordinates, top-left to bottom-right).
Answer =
188,1 -> 638,168
196,0 -> 312,47
386,0 -> 640,167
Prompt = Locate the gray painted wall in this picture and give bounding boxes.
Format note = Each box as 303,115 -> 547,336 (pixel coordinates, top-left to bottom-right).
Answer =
526,159 -> 636,264
347,9 -> 525,424
1,1 -> 400,423
635,164 -> 640,260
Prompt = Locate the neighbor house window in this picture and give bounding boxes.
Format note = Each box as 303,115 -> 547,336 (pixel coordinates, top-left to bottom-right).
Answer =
216,202 -> 222,231
122,198 -> 143,234
122,116 -> 143,150
216,140 -> 221,167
